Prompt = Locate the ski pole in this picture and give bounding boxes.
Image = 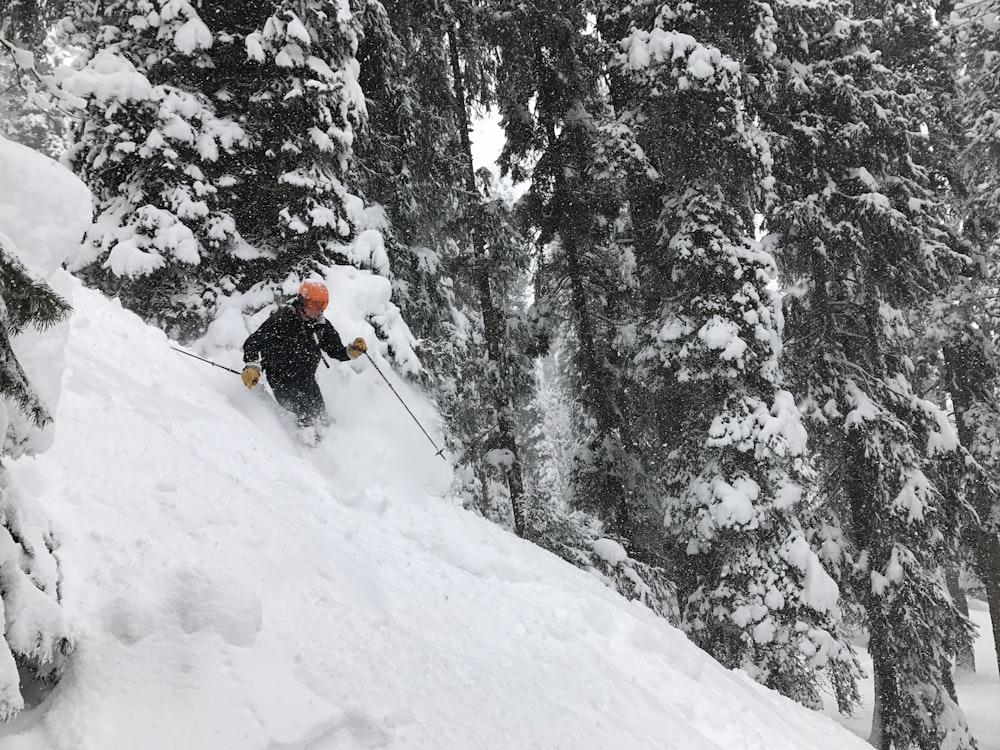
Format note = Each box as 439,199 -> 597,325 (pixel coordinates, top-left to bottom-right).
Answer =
171,347 -> 242,375
364,352 -> 446,461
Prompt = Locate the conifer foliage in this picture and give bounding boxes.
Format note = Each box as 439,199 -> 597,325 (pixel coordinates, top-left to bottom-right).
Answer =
0,236 -> 71,442
61,0 -> 368,338
593,0 -> 856,703
946,0 -> 1000,680
765,0 -> 976,744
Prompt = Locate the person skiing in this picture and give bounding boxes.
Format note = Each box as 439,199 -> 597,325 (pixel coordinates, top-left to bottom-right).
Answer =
241,280 -> 367,428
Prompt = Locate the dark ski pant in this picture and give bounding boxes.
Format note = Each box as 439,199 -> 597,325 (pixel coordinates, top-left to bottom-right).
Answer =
270,378 -> 327,427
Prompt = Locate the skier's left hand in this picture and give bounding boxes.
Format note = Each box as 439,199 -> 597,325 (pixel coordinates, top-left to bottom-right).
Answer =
347,337 -> 367,359
241,364 -> 261,388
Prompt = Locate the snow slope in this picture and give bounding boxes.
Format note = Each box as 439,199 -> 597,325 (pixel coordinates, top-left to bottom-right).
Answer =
0,130 -> 877,748
1,136 -> 992,750
0,278 -> 880,750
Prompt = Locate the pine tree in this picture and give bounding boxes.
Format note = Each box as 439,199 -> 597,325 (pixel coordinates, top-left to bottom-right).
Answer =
427,6 -> 538,536
353,0 -> 468,294
350,0 -> 482,477
335,0 -> 537,536
0,0 -> 70,156
944,0 -> 1000,680
936,294 -> 1000,675
485,0 -> 651,555
764,0 -> 976,743
592,0 -> 855,703
60,0 -> 369,339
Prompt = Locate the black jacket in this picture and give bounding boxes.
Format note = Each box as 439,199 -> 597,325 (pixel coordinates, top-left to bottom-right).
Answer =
243,304 -> 350,387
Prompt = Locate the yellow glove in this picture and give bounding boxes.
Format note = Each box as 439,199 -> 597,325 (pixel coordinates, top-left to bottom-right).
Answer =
241,365 -> 260,388
347,337 -> 367,359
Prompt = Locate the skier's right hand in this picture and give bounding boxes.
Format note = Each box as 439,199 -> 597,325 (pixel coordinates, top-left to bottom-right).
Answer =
347,337 -> 367,359
241,364 -> 261,388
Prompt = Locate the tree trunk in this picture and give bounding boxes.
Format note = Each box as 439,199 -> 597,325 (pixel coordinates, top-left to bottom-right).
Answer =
869,654 -> 886,749
946,565 -> 976,674
974,527 -> 1000,677
868,620 -> 896,750
594,12 -> 663,321
843,430 -> 897,750
447,26 -> 526,537
943,339 -> 1000,677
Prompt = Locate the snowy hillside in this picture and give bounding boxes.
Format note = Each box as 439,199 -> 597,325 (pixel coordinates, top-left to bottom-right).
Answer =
0,140 -> 886,750
0,277 -> 880,750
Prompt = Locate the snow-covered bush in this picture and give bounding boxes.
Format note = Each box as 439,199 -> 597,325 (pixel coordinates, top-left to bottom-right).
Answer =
0,469 -> 73,720
589,537 -> 679,623
0,137 -> 87,720
520,490 -> 679,623
0,234 -> 74,720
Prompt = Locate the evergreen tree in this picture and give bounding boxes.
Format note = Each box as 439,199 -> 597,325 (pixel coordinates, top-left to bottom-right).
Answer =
936,296 -> 999,674
944,0 -> 1000,679
764,0 -> 976,743
486,0 -> 653,557
0,0 -> 71,156
344,0 -> 537,536
460,174 -> 538,532
595,0 -> 855,703
426,7 -> 537,536
353,0 -> 468,314
60,0 -> 369,339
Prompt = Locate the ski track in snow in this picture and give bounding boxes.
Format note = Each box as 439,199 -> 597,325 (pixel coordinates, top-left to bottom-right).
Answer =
0,280 -> 968,750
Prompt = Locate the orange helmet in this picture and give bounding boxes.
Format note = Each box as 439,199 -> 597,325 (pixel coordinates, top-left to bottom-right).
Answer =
298,280 -> 329,313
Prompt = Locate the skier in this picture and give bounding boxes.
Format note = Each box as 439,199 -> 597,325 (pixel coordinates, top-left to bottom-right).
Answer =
241,280 -> 367,430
